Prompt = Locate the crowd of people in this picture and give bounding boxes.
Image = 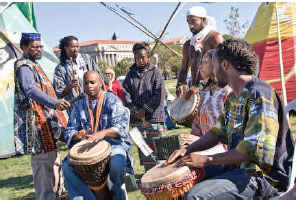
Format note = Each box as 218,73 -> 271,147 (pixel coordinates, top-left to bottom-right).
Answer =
13,5 -> 295,200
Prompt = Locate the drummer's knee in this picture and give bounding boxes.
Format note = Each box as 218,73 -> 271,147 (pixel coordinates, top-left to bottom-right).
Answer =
185,189 -> 201,200
109,154 -> 126,180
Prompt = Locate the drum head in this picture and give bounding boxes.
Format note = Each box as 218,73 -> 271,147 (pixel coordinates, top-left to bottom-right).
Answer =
141,162 -> 191,189
69,139 -> 111,166
169,94 -> 199,122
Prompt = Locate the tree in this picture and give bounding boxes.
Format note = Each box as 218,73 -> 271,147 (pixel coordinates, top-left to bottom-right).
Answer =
153,44 -> 182,79
114,57 -> 134,77
224,6 -> 249,38
97,59 -> 109,73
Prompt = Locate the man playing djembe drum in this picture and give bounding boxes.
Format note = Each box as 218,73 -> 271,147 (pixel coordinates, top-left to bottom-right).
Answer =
166,39 -> 294,199
62,70 -> 133,200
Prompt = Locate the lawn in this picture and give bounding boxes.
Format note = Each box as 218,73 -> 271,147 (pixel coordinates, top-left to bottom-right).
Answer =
1,79 -> 295,200
0,79 -> 191,200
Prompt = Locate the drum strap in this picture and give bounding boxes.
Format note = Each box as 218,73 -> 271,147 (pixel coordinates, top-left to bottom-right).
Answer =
88,91 -> 105,133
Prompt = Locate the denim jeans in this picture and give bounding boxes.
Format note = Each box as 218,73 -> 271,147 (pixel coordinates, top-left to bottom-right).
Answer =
62,154 -> 127,200
185,166 -> 279,200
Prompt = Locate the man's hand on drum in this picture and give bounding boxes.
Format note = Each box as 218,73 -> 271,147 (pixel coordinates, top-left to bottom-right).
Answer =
180,134 -> 200,147
164,148 -> 187,166
176,84 -> 189,98
177,153 -> 209,168
86,131 -> 106,143
72,129 -> 91,142
184,86 -> 200,100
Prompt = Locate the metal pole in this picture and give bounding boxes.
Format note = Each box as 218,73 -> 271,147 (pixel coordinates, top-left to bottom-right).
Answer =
275,3 -> 288,105
0,2 -> 13,16
100,2 -> 182,58
275,2 -> 289,121
151,2 -> 182,54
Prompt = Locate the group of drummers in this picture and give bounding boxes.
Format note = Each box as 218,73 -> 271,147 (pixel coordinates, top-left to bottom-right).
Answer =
14,5 -> 294,201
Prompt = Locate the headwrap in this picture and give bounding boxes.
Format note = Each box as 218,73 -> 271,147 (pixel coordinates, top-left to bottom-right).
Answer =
21,33 -> 41,41
187,6 -> 217,52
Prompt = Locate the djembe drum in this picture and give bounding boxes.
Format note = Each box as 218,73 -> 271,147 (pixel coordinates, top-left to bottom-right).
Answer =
69,139 -> 112,199
169,94 -> 200,128
141,162 -> 205,200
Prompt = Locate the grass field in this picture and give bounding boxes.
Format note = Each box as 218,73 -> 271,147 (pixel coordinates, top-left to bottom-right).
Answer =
0,79 -> 191,200
0,79 -> 295,200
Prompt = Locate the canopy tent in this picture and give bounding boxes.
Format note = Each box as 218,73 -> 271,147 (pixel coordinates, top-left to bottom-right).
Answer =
245,2 -> 296,103
0,2 -> 59,158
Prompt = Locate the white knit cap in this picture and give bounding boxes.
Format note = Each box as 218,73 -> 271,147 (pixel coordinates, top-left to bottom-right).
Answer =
187,6 -> 207,18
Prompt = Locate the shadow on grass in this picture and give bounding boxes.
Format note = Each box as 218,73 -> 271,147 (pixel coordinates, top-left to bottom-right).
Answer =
125,174 -> 144,192
11,191 -> 35,200
0,175 -> 33,190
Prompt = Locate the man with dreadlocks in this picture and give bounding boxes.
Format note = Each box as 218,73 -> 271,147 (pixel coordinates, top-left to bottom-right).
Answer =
176,6 -> 223,99
53,36 -> 105,115
62,70 -> 133,200
166,39 -> 294,199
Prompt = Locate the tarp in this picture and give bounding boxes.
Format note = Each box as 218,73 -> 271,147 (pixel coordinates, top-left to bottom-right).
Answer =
0,2 -> 59,157
245,2 -> 296,103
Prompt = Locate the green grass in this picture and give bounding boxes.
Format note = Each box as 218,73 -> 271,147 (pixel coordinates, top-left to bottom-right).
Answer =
1,78 -> 295,200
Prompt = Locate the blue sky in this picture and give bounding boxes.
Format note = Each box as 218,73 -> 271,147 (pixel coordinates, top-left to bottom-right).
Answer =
34,2 -> 261,48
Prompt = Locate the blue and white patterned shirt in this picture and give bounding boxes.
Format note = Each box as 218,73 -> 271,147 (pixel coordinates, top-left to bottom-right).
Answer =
64,92 -> 133,174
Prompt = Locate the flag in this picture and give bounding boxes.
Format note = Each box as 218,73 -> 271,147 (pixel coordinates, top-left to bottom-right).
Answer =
15,2 -> 37,30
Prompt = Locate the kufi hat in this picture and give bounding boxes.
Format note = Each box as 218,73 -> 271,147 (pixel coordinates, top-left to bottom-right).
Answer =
21,33 -> 41,41
187,6 -> 207,18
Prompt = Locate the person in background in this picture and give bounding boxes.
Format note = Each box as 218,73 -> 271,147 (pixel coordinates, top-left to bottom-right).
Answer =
53,35 -> 105,115
14,33 -> 70,199
122,43 -> 166,171
150,52 -> 177,130
176,6 -> 223,100
180,49 -> 231,146
105,68 -> 123,100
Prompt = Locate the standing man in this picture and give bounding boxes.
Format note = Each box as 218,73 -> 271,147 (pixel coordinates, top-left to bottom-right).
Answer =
166,39 -> 294,199
122,43 -> 166,171
14,33 -> 71,199
53,35 -> 105,115
176,6 -> 224,99
62,70 -> 133,200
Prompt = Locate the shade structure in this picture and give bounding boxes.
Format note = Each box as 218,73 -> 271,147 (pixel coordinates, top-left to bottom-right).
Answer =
0,3 -> 59,158
245,2 -> 296,103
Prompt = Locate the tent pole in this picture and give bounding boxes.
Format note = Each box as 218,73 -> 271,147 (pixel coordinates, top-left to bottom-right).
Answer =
0,31 -> 23,54
275,2 -> 289,121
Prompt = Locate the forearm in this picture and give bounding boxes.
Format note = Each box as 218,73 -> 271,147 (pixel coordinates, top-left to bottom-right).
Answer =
61,84 -> 73,97
101,128 -> 119,138
28,87 -> 57,108
205,150 -> 249,166
186,132 -> 220,154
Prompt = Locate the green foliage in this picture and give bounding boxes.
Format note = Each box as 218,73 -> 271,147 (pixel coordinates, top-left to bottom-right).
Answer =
153,44 -> 182,79
224,6 -> 249,38
114,57 -> 134,77
97,59 -> 109,73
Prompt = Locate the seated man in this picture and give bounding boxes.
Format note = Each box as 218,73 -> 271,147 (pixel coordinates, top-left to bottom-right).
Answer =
62,70 -> 133,200
165,39 -> 294,200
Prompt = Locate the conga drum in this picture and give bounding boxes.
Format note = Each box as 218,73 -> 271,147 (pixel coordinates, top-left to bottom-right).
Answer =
141,162 -> 205,200
169,94 -> 200,128
69,139 -> 112,199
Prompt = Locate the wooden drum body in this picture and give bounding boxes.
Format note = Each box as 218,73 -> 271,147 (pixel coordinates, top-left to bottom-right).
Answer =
140,162 -> 205,200
169,94 -> 200,128
69,139 -> 112,199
